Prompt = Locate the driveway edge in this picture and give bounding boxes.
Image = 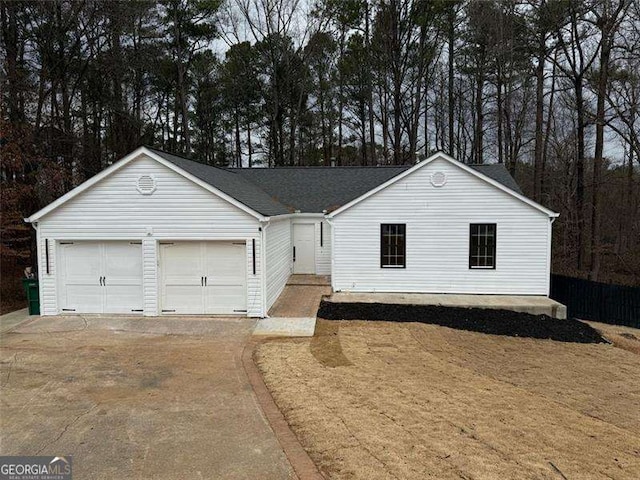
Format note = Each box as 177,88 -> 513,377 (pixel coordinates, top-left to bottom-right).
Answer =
242,339 -> 325,480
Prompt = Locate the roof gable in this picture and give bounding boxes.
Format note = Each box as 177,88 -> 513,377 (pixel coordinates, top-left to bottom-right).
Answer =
327,152 -> 558,218
25,147 -> 273,222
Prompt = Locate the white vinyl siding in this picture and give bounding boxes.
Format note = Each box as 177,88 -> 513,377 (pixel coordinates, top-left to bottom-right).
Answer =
331,157 -> 551,295
265,217 -> 292,310
35,154 -> 264,316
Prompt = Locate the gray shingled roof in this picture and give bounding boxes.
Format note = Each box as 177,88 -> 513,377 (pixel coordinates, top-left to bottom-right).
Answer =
468,164 -> 523,195
230,166 -> 410,213
231,164 -> 524,213
148,147 -> 524,216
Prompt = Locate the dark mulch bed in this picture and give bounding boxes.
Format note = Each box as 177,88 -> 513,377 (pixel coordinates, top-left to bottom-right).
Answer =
317,301 -> 607,344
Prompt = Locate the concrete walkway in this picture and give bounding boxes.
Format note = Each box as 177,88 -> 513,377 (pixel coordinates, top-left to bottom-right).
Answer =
285,274 -> 331,286
269,276 -> 331,318
329,292 -> 567,319
1,316 -> 295,479
255,276 -> 331,337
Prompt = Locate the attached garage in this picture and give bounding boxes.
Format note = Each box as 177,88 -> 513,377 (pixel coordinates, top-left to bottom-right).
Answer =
25,147 -> 289,317
159,241 -> 247,315
58,241 -> 143,314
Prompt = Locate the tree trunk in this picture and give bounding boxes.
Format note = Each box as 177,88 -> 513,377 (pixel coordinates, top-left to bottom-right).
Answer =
590,28 -> 613,281
474,59 -> 485,164
177,63 -> 191,152
365,1 -> 376,164
533,49 -> 545,202
337,29 -> 345,165
235,107 -> 241,167
496,73 -> 504,165
447,5 -> 455,157
575,79 -> 586,270
541,56 -> 557,202
1,1 -> 22,123
247,120 -> 252,168
318,74 -> 328,164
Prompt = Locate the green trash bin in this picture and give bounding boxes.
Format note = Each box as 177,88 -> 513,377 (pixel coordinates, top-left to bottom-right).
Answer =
22,277 -> 40,315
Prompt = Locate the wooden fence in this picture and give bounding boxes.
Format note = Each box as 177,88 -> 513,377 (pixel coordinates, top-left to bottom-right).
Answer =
550,274 -> 640,328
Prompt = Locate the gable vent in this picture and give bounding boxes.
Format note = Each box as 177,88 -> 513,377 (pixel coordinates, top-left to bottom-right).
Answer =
430,171 -> 447,187
136,174 -> 156,195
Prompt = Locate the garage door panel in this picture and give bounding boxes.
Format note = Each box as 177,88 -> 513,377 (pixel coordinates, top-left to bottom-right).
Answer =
204,242 -> 246,314
105,285 -> 143,313
162,241 -> 247,315
103,242 -> 143,312
160,243 -> 204,314
63,285 -> 103,313
58,241 -> 143,314
61,243 -> 101,285
103,242 -> 143,280
204,285 -> 246,314
162,285 -> 203,314
162,243 -> 202,285
204,243 -> 245,276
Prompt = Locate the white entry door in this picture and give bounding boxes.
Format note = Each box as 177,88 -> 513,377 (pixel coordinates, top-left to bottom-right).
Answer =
58,241 -> 143,314
160,241 -> 247,315
293,224 -> 316,274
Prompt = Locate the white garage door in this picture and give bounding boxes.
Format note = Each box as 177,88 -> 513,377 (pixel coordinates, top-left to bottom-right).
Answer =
160,241 -> 247,315
58,241 -> 143,314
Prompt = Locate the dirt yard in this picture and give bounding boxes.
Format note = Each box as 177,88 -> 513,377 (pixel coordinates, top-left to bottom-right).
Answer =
256,320 -> 640,480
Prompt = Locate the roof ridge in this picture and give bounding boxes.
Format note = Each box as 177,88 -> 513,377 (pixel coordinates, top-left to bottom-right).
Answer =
227,165 -> 411,170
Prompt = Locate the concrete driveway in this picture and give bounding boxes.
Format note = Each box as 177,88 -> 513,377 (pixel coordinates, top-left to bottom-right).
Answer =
0,316 -> 294,479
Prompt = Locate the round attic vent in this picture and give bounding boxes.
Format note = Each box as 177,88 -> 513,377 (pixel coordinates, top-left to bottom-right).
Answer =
136,174 -> 156,195
430,171 -> 447,187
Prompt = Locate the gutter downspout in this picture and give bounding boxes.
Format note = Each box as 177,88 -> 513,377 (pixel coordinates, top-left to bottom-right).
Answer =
325,217 -> 336,292
30,221 -> 44,316
547,216 -> 557,298
260,219 -> 271,317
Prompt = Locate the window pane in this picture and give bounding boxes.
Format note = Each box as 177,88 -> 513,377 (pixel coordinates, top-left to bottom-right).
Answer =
469,224 -> 495,268
381,224 -> 406,268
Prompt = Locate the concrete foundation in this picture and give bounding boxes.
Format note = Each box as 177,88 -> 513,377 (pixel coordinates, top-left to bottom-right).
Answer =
329,292 -> 567,319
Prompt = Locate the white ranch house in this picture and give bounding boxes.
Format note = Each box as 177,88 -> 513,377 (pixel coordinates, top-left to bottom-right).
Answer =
25,146 -> 559,317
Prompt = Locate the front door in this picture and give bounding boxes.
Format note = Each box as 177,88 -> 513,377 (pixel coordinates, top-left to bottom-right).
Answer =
293,224 -> 316,274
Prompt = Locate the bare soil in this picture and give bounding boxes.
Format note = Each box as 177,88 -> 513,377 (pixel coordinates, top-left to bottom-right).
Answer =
256,319 -> 640,480
586,320 -> 640,355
